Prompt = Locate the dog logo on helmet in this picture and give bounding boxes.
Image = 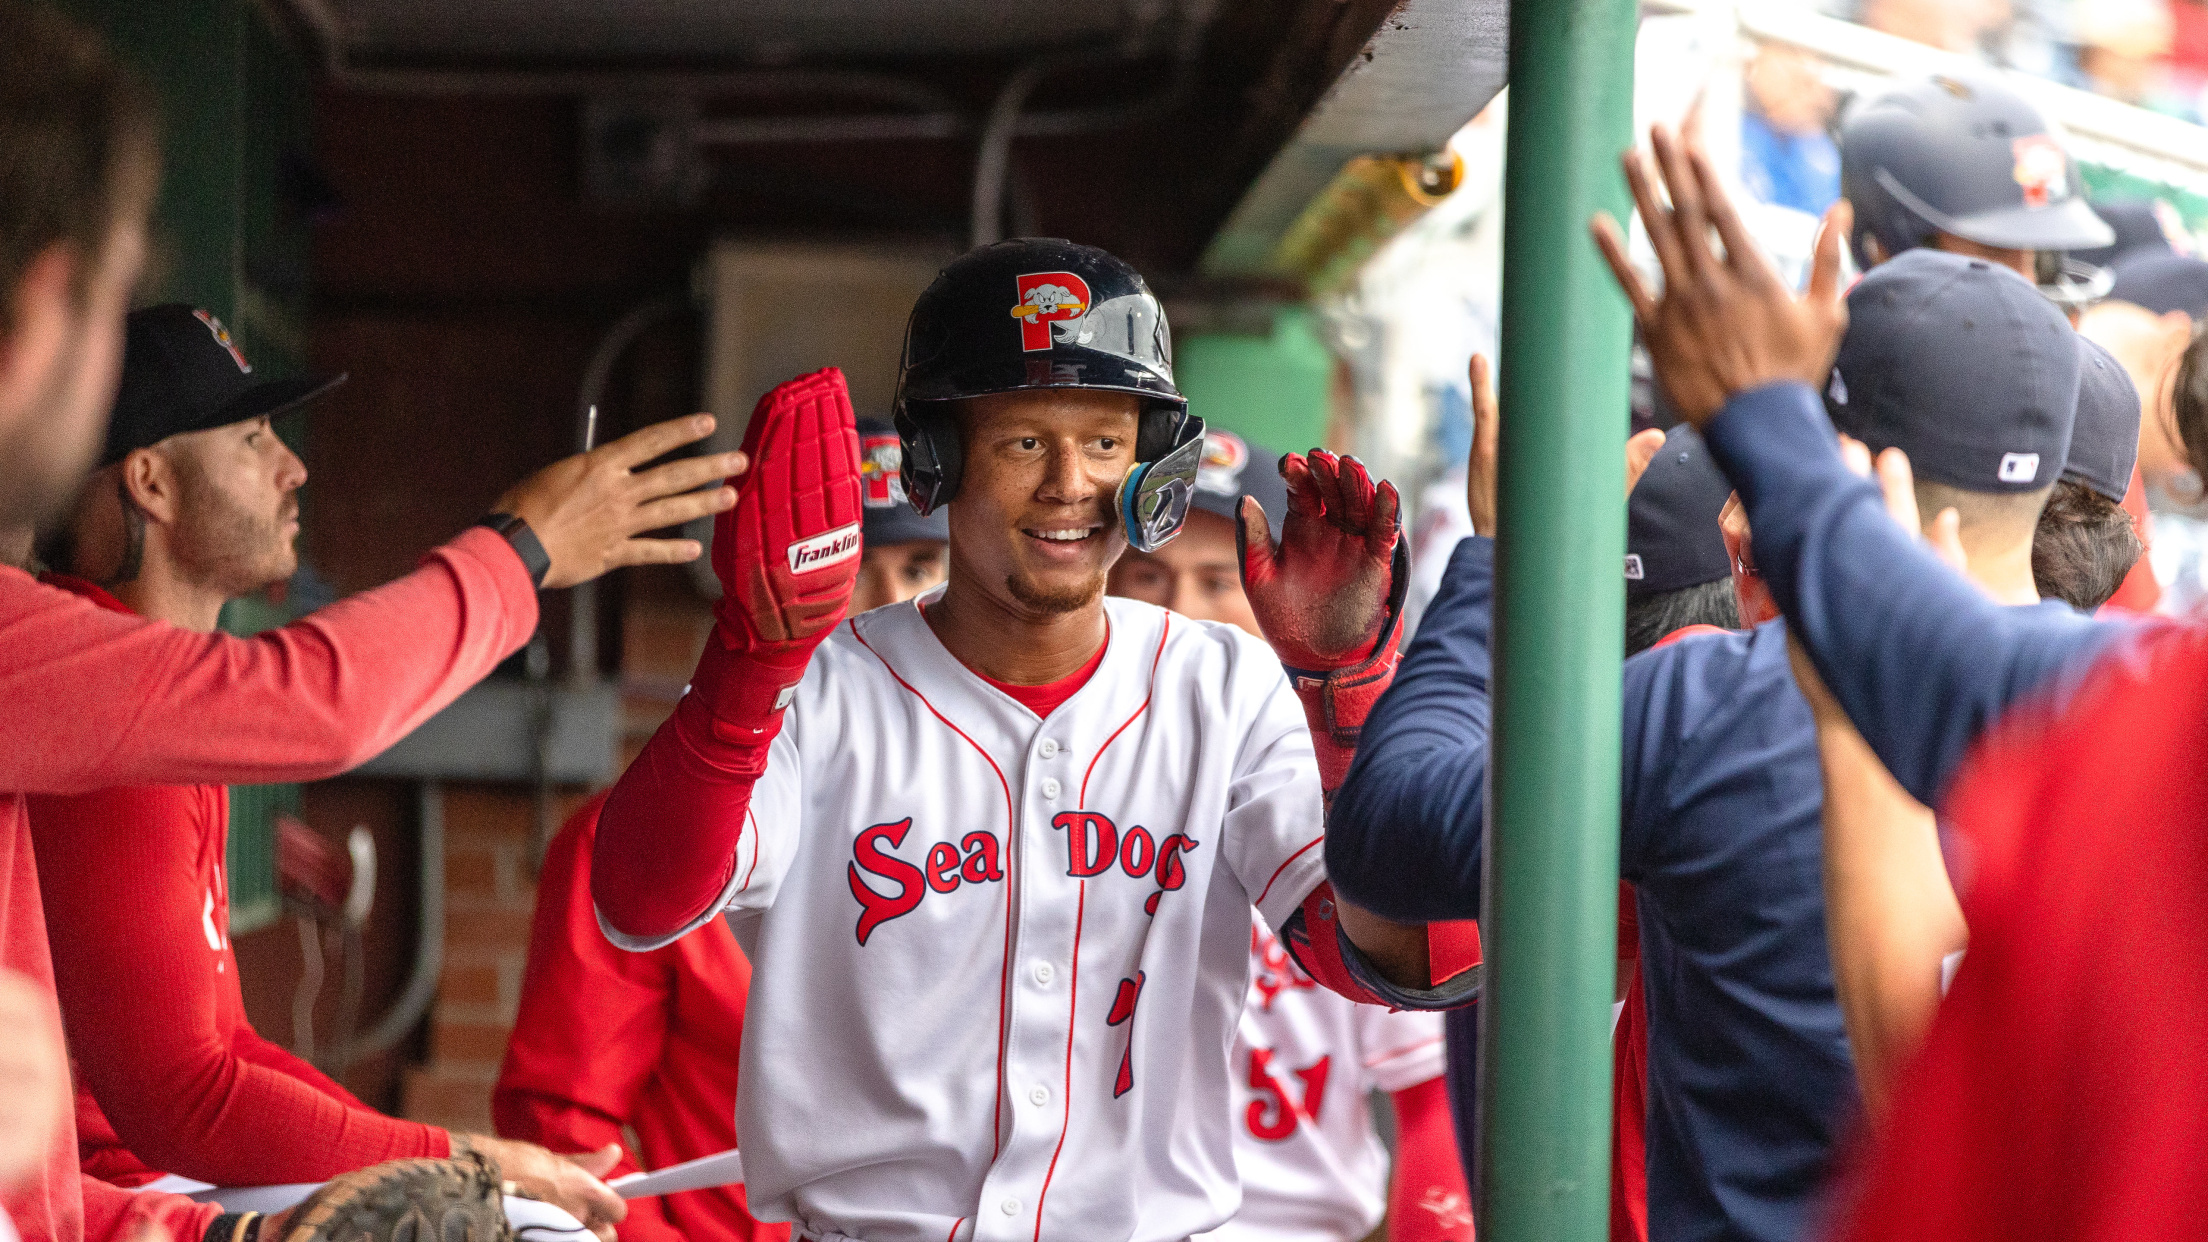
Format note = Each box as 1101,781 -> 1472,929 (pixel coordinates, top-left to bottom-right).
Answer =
1195,429 -> 1249,497
860,431 -> 908,509
1010,272 -> 1092,352
2011,135 -> 2068,209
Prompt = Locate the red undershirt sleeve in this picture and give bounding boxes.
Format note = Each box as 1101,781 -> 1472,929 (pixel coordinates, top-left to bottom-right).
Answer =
1387,1076 -> 1474,1242
0,528 -> 537,796
31,785 -> 448,1185
594,664 -> 774,945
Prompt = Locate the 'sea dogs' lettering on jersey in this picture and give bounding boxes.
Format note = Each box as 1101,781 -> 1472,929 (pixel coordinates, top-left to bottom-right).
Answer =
846,819 -> 1006,945
1051,811 -> 1198,916
789,522 -> 862,574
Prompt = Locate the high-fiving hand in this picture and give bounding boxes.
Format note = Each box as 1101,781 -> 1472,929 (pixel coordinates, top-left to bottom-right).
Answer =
1591,125 -> 1852,426
1462,351 -> 1665,541
1237,449 -> 1401,671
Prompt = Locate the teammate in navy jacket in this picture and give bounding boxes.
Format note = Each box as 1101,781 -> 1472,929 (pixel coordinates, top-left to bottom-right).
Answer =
1334,239 -> 2092,1242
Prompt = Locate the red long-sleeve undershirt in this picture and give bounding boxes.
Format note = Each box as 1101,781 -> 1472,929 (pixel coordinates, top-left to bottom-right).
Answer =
32,778 -> 450,1186
495,795 -> 786,1242
1387,1076 -> 1474,1241
0,531 -> 538,1242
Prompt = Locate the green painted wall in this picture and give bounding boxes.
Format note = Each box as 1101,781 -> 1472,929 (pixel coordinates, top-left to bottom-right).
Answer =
1176,307 -> 1335,455
55,0 -> 317,933
51,0 -> 313,378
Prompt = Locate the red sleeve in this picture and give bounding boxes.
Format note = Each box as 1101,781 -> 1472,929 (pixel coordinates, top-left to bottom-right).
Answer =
30,785 -> 449,1185
1610,971 -> 1650,1242
77,1175 -> 220,1242
230,1034 -> 367,1107
1387,1076 -> 1475,1242
496,795 -> 670,1181
594,642 -> 771,944
0,528 -> 536,795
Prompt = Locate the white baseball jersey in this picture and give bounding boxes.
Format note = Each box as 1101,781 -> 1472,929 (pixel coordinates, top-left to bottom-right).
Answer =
626,592 -> 1333,1242
1192,918 -> 1448,1242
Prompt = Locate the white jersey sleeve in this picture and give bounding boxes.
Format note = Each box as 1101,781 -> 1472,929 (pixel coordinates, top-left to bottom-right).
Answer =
1214,635 -> 1329,935
1355,1002 -> 1449,1094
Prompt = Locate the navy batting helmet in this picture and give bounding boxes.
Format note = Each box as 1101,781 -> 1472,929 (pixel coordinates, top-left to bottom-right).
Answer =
1839,74 -> 2112,269
892,238 -> 1204,551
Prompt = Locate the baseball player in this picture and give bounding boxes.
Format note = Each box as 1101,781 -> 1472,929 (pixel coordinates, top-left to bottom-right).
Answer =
850,417 -> 951,613
1105,427 -> 1471,1242
1341,187 -> 2090,1242
1603,119 -> 2205,1242
24,304 -> 642,1237
1839,73 -> 2113,293
593,238 -> 1479,1242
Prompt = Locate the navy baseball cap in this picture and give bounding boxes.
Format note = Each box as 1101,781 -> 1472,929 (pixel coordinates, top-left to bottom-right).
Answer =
2108,250 -> 2208,320
1825,249 -> 2079,493
2070,198 -> 2177,269
1189,427 -> 1289,538
2063,335 -> 2141,503
104,304 -> 344,468
857,418 -> 949,546
1626,424 -> 1732,596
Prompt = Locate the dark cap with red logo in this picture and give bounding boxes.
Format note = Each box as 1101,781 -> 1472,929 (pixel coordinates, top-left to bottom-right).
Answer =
857,417 -> 949,546
1188,427 -> 1289,537
103,304 -> 345,467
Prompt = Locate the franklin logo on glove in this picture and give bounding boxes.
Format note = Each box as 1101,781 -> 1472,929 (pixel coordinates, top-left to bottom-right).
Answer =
788,523 -> 862,574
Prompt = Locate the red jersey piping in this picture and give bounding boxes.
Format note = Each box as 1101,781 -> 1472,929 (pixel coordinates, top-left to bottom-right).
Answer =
1255,835 -> 1323,907
1080,614 -> 1170,806
855,626 -> 1020,1159
1032,879 -> 1086,1240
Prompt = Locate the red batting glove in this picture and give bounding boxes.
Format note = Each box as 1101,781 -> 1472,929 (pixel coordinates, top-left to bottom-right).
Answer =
693,367 -> 864,739
1237,450 -> 1409,793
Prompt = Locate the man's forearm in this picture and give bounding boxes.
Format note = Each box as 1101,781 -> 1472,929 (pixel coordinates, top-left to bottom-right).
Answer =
1328,537 -> 1497,921
1703,382 -> 2120,802
1808,689 -> 1966,1116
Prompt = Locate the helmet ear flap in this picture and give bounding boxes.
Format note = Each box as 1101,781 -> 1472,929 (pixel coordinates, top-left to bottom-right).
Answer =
895,403 -> 963,516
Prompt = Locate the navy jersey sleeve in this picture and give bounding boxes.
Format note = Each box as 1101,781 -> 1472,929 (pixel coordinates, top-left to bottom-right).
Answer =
1327,536 -> 1494,923
1700,381 -> 2127,803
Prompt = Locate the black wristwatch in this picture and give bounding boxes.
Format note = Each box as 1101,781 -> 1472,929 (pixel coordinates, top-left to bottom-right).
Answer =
475,512 -> 551,589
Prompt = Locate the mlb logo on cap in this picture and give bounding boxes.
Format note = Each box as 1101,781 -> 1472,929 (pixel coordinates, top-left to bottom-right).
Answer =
1624,553 -> 1646,581
1998,452 -> 2040,483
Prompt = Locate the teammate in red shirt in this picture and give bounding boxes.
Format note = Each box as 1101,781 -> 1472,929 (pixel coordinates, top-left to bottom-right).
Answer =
22,303 -> 758,1239
0,17 -> 745,1237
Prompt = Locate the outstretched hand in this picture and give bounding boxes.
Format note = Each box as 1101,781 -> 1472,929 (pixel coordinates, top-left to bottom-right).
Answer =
494,415 -> 746,590
1238,449 -> 1401,671
1590,124 -> 1851,426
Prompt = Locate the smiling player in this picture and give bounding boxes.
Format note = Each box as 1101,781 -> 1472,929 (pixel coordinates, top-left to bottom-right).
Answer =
592,239 -> 1479,1242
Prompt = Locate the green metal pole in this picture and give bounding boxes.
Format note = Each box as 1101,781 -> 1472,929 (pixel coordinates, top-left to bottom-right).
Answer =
1479,0 -> 1637,1238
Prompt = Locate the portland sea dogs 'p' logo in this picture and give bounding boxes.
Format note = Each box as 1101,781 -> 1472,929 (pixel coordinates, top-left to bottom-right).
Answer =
788,523 -> 861,574
1010,272 -> 1091,352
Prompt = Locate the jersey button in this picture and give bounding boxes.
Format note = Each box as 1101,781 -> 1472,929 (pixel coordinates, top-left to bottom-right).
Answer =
1039,738 -> 1060,758
1029,1085 -> 1050,1106
1032,961 -> 1054,985
1000,1197 -> 1021,1216
1040,777 -> 1062,800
